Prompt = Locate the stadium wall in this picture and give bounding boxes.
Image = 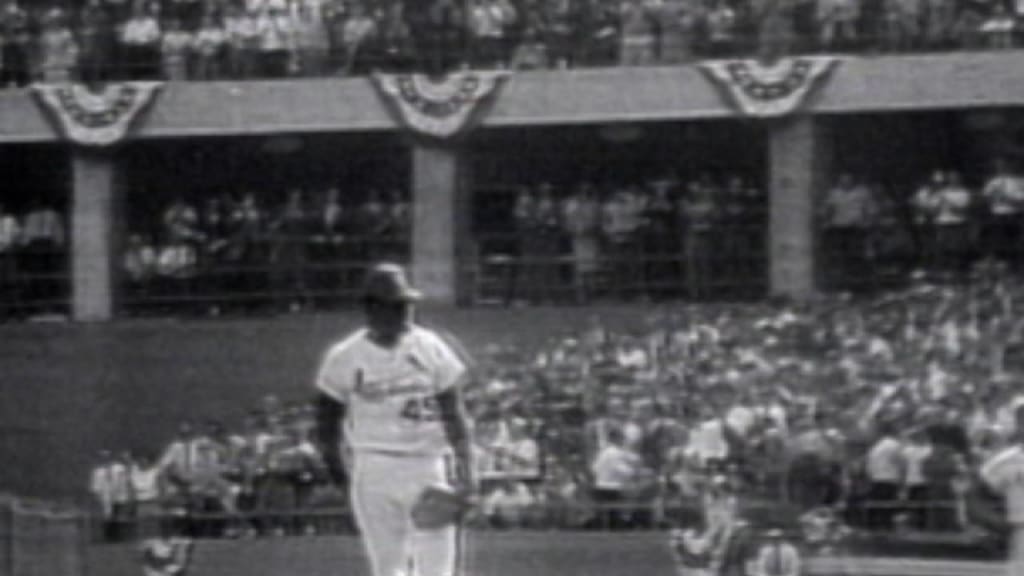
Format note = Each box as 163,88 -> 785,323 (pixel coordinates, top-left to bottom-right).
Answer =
0,306 -> 656,500
85,533 -> 1005,576
88,533 -> 676,576
3,52 -> 1024,142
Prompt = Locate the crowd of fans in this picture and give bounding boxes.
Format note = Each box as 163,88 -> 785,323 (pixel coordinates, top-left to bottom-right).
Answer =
0,199 -> 68,319
2,0 -> 1024,87
89,255 -> 1024,540
820,157 -> 1024,290
123,186 -> 410,314
478,174 -> 766,304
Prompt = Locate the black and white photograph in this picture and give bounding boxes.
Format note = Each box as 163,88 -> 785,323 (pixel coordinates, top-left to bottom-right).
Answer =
0,1 -> 1023,576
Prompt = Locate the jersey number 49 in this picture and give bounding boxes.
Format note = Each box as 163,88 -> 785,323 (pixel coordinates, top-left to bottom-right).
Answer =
401,397 -> 441,422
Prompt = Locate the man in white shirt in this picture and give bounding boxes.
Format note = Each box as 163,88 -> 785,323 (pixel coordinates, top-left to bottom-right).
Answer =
19,200 -> 66,315
981,404 -> 1024,576
864,420 -> 905,530
90,450 -> 126,541
934,171 -> 974,277
591,426 -> 643,530
982,158 -> 1024,265
0,204 -> 20,319
821,173 -> 876,286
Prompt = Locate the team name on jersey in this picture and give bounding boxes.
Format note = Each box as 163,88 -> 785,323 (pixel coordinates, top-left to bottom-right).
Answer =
353,359 -> 433,402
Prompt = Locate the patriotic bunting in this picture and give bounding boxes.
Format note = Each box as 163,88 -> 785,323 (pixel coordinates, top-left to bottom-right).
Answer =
140,537 -> 194,576
699,57 -> 840,118
370,71 -> 509,140
30,82 -> 163,146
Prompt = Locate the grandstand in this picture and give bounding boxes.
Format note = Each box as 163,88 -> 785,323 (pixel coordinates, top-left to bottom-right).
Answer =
2,1 -> 1024,575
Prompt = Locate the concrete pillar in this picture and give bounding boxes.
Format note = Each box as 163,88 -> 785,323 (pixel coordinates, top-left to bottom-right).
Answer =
71,150 -> 119,322
768,116 -> 831,299
411,144 -> 469,304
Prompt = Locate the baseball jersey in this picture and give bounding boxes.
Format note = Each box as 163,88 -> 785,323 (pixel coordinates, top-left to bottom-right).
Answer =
981,445 -> 1024,525
316,325 -> 467,456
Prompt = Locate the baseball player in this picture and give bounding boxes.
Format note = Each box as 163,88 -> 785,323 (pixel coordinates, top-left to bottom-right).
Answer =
980,403 -> 1024,576
314,262 -> 476,576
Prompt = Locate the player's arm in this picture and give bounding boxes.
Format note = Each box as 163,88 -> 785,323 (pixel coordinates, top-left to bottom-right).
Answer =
314,393 -> 348,487
437,384 -> 476,493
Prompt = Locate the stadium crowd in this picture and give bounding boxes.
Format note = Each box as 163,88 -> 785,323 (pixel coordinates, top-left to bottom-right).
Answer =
122,186 -> 411,314
0,199 -> 68,319
2,0 -> 1024,86
88,255 -> 1024,541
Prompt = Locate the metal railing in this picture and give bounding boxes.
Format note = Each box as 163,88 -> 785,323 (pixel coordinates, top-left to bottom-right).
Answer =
469,226 -> 768,305
83,495 -> 984,543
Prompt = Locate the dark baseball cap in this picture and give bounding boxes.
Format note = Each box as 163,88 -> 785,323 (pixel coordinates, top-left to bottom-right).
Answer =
362,262 -> 423,303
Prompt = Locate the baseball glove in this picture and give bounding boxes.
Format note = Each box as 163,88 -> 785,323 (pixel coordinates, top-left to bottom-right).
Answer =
411,485 -> 474,530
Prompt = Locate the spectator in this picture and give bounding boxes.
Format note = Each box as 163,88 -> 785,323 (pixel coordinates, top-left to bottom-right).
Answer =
933,170 -> 973,276
482,480 -> 537,528
563,182 -> 602,303
979,2 -> 1016,48
951,0 -> 989,48
257,4 -> 296,78
513,186 -> 540,303
0,203 -> 20,319
226,192 -> 268,308
377,1 -> 416,72
78,0 -> 117,84
468,0 -> 515,67
509,24 -> 549,69
923,0 -> 955,48
158,196 -> 201,298
679,181 -> 717,299
982,158 -> 1024,266
123,232 -> 158,299
603,184 -> 645,300
881,0 -> 924,51
340,1 -> 378,75
817,0 -> 858,49
120,1 -> 163,80
90,450 -> 128,541
105,0 -> 132,22
591,426 -> 643,529
821,173 -> 876,288
161,17 -> 194,81
911,170 -> 944,271
357,188 -> 390,263
900,426 -> 932,529
644,179 -> 678,299
19,199 -> 66,315
921,424 -> 967,531
705,0 -> 739,56
0,0 -> 31,87
269,188 -> 310,312
308,186 -> 348,302
293,0 -> 330,76
169,0 -> 204,30
196,196 -> 232,313
619,0 -> 658,65
225,5 -> 260,78
864,419 -> 904,530
186,422 -> 238,538
193,12 -> 227,80
752,0 -> 796,60
129,453 -> 165,538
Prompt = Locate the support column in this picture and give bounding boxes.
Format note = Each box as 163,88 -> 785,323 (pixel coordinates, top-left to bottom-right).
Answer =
411,144 -> 469,304
71,150 -> 119,322
768,116 -> 831,299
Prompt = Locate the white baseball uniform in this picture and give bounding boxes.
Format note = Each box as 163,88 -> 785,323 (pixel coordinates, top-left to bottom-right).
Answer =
316,325 -> 468,576
981,445 -> 1024,576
